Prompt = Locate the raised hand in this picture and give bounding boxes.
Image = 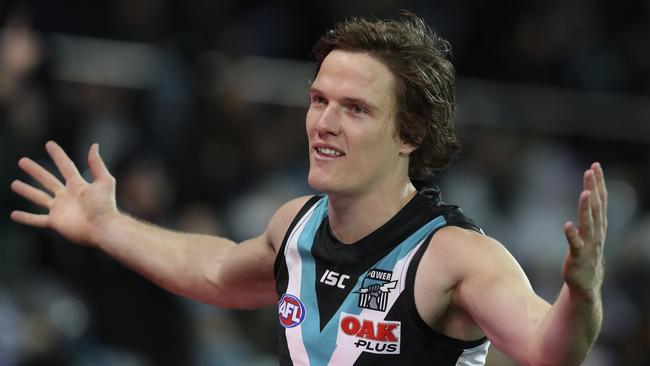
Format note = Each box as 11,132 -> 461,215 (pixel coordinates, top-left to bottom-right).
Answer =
11,141 -> 118,246
563,162 -> 607,296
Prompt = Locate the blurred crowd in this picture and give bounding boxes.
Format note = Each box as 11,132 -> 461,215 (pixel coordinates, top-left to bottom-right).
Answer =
1,0 -> 649,365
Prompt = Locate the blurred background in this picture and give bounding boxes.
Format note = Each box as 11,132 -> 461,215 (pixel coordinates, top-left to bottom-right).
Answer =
1,0 -> 649,365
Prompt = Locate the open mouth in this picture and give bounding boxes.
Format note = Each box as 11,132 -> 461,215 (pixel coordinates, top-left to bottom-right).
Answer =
315,146 -> 345,158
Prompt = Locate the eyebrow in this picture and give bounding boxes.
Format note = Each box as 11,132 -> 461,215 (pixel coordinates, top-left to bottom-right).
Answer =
309,86 -> 378,112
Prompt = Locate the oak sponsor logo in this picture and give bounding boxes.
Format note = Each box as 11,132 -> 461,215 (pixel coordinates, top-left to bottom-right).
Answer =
337,312 -> 400,354
278,294 -> 306,328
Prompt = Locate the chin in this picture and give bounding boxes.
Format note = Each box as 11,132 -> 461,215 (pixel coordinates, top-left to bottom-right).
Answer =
307,169 -> 342,194
307,171 -> 328,193
308,171 -> 359,197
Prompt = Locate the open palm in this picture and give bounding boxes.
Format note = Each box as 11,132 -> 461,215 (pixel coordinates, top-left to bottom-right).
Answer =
11,141 -> 118,246
563,162 -> 607,294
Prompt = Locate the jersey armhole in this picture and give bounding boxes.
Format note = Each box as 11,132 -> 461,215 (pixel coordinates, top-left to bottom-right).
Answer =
404,227 -> 488,350
273,195 -> 323,281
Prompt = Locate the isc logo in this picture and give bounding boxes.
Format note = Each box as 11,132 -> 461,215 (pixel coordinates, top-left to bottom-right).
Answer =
278,294 -> 306,328
319,269 -> 351,289
337,313 -> 401,354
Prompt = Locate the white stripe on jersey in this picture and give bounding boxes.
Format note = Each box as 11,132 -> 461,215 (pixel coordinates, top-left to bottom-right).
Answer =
455,341 -> 490,366
284,201 -> 321,366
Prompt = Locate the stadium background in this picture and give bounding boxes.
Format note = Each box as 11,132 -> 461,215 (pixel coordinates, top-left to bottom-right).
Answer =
1,0 -> 649,365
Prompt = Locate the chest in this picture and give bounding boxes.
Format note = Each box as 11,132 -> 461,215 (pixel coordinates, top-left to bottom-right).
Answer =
274,198 -> 488,365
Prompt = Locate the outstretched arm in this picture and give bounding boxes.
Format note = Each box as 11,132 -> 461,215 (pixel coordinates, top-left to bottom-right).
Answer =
453,163 -> 606,365
11,141 -> 306,309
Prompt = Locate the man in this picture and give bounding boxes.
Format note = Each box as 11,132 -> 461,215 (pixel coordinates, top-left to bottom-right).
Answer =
11,14 -> 606,365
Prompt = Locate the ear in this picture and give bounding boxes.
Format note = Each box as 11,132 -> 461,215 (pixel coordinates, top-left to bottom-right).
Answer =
399,141 -> 418,156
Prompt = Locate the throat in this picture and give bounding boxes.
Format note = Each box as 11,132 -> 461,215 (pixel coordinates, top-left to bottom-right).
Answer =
327,188 -> 417,244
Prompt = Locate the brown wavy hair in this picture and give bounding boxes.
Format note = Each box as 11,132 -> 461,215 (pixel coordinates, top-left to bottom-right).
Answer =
312,12 -> 461,178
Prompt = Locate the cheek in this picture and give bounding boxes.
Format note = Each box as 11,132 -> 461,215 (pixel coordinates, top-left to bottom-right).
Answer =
359,129 -> 397,153
305,108 -> 317,135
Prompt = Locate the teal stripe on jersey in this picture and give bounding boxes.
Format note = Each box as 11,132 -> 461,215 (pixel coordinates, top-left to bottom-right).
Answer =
296,195 -> 447,365
297,196 -> 330,365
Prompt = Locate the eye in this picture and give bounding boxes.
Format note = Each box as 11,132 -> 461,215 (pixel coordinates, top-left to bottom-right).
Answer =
350,104 -> 368,115
311,95 -> 327,105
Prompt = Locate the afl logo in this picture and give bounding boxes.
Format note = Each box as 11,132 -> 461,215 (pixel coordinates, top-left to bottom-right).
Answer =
278,294 -> 306,328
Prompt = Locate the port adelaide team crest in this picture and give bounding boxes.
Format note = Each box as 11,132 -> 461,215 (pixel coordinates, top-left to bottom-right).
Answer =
356,268 -> 398,311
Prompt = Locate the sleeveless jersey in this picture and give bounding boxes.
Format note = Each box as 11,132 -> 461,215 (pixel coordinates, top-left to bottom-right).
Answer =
274,185 -> 490,365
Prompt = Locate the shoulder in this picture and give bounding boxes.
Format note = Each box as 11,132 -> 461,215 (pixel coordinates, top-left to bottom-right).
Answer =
423,225 -> 528,289
429,226 -> 500,254
266,195 -> 318,251
423,226 -> 534,315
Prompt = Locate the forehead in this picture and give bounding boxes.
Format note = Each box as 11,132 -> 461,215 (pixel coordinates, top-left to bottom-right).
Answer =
312,50 -> 396,107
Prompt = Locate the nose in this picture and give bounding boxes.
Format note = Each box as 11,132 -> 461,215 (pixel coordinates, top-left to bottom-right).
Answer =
313,104 -> 341,136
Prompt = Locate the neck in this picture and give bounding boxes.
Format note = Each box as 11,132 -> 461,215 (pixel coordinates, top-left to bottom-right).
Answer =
327,179 -> 417,244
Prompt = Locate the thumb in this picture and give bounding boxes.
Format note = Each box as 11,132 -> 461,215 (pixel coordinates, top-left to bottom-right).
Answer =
564,221 -> 583,256
88,143 -> 112,181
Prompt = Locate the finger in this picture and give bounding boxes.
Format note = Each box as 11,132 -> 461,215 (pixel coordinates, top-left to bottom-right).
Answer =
578,190 -> 594,237
18,157 -> 64,193
87,143 -> 112,181
45,141 -> 84,183
564,221 -> 583,255
586,169 -> 602,228
593,162 -> 607,221
583,168 -> 594,191
11,179 -> 53,208
10,210 -> 49,228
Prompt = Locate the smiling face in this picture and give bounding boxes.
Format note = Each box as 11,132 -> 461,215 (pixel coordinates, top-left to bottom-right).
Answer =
306,50 -> 415,196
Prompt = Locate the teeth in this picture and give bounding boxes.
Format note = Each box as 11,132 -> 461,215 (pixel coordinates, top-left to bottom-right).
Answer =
317,147 -> 343,157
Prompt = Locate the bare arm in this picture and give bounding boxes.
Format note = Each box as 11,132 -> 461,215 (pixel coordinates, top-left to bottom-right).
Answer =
88,212 -> 277,308
11,141 -> 309,309
452,163 -> 605,365
89,198 -> 307,309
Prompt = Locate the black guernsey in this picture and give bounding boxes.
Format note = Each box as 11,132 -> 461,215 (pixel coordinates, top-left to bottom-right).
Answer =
274,184 -> 490,365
